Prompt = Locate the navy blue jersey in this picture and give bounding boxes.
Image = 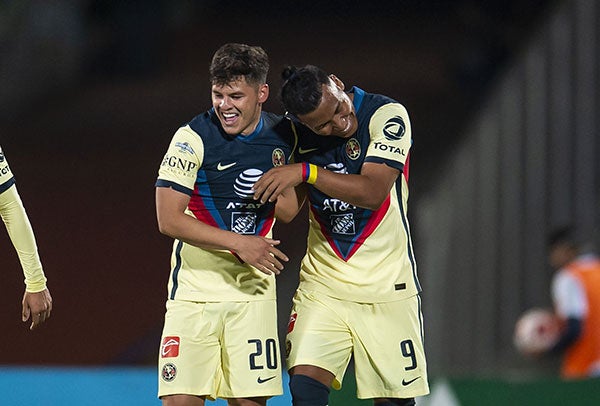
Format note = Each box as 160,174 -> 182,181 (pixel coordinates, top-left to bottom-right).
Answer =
156,110 -> 297,301
293,87 -> 420,303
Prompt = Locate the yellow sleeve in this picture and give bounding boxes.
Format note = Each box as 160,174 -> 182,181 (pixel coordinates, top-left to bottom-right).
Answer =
157,125 -> 204,191
0,185 -> 47,292
366,103 -> 412,167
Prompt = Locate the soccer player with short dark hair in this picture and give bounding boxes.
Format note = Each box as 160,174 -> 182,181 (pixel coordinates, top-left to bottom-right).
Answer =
155,43 -> 302,406
254,65 -> 430,406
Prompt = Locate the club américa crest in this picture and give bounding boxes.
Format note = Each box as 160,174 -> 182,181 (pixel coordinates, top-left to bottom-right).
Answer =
345,138 -> 360,160
272,148 -> 285,166
161,363 -> 177,382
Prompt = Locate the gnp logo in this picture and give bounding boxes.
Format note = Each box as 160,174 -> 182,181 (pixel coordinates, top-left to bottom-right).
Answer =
162,155 -> 197,172
161,336 -> 180,358
234,168 -> 263,199
383,116 -> 406,141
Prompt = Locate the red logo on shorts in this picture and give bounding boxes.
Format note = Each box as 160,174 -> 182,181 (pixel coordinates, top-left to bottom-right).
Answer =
161,336 -> 180,358
287,313 -> 297,333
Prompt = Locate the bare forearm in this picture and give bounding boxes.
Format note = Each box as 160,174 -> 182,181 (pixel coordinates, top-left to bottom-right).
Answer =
311,169 -> 387,210
158,212 -> 244,252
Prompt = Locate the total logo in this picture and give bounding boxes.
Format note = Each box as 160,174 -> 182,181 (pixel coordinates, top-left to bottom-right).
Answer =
383,116 -> 406,140
234,168 -> 263,199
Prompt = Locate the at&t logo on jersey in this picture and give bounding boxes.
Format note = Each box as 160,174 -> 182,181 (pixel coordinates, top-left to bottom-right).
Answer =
323,198 -> 354,212
161,336 -> 180,358
234,168 -> 263,199
326,162 -> 347,174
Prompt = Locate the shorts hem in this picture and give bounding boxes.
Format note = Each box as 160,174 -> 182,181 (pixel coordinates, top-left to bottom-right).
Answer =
356,388 -> 430,399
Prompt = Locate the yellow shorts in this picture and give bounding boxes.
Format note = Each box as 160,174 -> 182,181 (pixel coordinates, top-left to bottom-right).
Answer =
158,299 -> 282,400
285,289 -> 429,399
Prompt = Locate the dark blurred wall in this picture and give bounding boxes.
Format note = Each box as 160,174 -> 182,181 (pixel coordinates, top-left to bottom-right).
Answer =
0,0 -> 554,366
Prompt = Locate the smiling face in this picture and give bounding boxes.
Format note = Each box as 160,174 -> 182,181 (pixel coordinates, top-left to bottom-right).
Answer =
211,77 -> 269,136
296,77 -> 358,138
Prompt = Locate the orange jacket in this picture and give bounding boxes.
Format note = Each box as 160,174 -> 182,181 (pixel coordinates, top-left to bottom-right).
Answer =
561,256 -> 600,378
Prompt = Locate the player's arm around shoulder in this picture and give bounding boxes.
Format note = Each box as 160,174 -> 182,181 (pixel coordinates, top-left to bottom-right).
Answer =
273,183 -> 307,223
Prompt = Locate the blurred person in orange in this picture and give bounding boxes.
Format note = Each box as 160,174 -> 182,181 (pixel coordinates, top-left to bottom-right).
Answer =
547,226 -> 600,379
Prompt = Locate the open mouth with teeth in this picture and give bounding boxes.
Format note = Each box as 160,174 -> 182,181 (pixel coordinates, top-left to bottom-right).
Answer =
222,112 -> 239,125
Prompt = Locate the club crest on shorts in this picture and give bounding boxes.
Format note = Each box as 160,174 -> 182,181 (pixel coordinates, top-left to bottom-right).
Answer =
272,148 -> 285,166
161,363 -> 177,382
345,138 -> 360,160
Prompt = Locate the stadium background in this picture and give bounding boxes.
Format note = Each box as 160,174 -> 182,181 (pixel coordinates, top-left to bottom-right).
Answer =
1,0 -> 599,404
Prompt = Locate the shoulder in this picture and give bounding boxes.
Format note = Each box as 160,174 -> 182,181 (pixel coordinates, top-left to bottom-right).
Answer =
187,109 -> 221,137
261,111 -> 285,128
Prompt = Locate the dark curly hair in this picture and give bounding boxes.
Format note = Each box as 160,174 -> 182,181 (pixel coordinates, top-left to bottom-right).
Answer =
280,65 -> 331,115
209,43 -> 269,87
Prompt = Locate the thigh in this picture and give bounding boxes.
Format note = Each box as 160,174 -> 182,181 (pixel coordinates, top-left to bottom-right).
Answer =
351,295 -> 429,399
286,290 -> 353,390
158,300 -> 222,400
219,300 -> 283,399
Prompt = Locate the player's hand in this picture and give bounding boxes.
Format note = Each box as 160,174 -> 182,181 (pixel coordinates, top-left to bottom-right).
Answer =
22,288 -> 53,330
253,164 -> 304,203
234,236 -> 289,275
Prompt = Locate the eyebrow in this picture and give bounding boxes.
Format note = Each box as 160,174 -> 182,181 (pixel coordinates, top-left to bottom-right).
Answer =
314,100 -> 341,130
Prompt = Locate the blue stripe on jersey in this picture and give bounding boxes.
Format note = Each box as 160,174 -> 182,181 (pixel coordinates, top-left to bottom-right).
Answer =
417,294 -> 425,345
0,177 -> 15,194
155,179 -> 193,196
194,169 -> 228,230
351,86 -> 365,112
239,117 -> 264,142
169,240 -> 184,299
396,177 -> 421,293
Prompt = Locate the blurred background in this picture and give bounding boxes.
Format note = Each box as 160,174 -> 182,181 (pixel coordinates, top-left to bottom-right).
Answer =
1,0 -> 599,404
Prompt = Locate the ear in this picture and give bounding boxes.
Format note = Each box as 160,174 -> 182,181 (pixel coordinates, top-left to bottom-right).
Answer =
258,84 -> 269,103
329,74 -> 345,91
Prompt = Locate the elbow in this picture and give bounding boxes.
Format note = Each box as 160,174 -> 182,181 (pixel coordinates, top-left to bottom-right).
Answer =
361,195 -> 387,211
156,217 -> 176,238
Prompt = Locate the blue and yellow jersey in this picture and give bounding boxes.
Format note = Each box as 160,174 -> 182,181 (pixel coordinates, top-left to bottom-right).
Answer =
295,87 -> 420,303
156,110 -> 296,302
